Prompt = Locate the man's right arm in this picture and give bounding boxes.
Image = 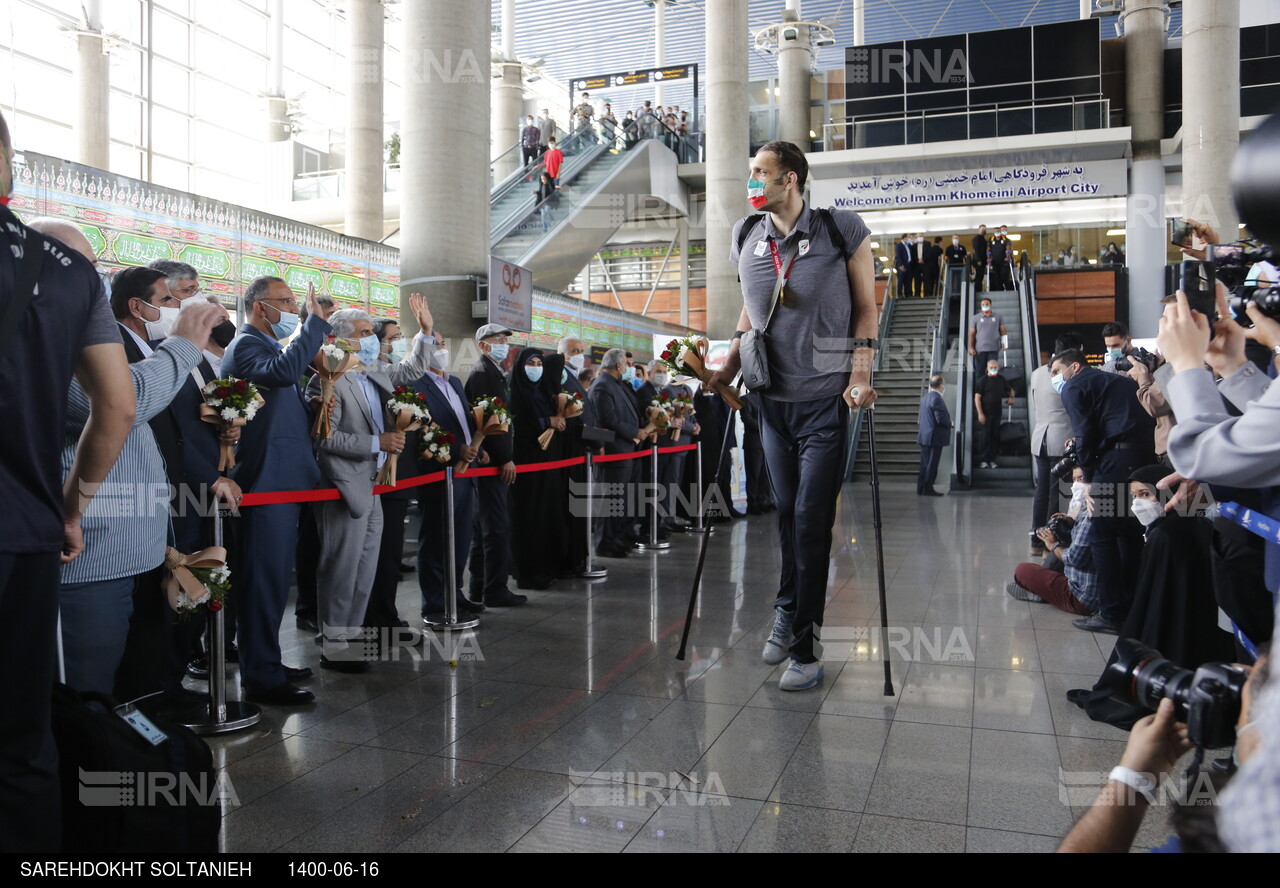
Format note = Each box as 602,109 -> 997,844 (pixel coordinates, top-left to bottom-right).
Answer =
63,343 -> 136,562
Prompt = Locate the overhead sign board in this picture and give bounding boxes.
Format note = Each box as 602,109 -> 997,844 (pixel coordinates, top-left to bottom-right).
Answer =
488,256 -> 533,333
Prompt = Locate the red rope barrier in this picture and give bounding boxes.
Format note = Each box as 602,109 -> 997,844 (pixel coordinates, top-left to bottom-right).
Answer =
236,443 -> 699,507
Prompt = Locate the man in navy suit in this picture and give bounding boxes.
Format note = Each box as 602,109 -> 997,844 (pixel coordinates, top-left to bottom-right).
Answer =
220,277 -> 331,705
917,374 -> 951,496
894,233 -> 912,299
410,328 -> 483,621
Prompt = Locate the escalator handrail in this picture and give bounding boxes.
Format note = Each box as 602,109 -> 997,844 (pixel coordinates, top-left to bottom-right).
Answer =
489,134 -> 610,246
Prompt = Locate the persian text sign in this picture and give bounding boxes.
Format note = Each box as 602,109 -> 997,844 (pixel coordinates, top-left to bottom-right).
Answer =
811,159 -> 1128,210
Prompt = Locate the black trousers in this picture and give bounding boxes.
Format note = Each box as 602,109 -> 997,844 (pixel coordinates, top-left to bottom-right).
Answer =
896,267 -> 911,298
977,412 -> 1001,463
1031,441 -> 1062,536
918,444 -> 943,493
744,420 -> 775,511
365,496 -> 410,627
468,475 -> 511,601
293,503 -> 319,622
1211,516 -> 1274,650
923,268 -> 939,299
594,456 -> 635,551
758,396 -> 849,664
521,146 -> 539,167
0,551 -> 61,851
972,261 -> 987,290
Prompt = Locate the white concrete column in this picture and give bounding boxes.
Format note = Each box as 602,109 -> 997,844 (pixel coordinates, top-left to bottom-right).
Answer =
400,0 -> 490,337
1122,0 -> 1167,337
654,0 -> 667,107
345,0 -> 385,241
75,0 -> 110,169
777,0 -> 811,147
705,0 -> 749,339
264,0 -> 290,142
678,216 -> 690,327
492,0 -> 522,181
853,0 -> 865,47
1182,0 -> 1241,237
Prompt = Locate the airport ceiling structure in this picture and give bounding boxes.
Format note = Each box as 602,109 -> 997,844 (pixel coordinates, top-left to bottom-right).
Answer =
486,0 -> 1186,104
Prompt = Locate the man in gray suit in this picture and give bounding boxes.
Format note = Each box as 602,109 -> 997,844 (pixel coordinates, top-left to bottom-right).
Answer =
307,298 -> 435,671
1028,332 -> 1083,555
587,348 -> 644,558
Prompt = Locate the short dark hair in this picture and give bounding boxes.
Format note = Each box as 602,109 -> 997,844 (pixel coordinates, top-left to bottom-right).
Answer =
979,295 -> 992,304
148,259 -> 198,283
758,140 -> 809,189
1052,348 -> 1087,369
109,267 -> 166,319
933,236 -> 942,244
372,318 -> 400,341
1101,322 -> 1129,339
929,374 -> 945,389
1054,331 -> 1085,353
244,276 -> 285,310
901,233 -> 910,240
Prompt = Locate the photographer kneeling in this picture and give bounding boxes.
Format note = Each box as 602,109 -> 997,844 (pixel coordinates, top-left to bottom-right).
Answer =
1008,467 -> 1101,616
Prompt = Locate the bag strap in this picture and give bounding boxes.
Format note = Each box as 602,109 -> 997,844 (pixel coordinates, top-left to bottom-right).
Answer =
1,229 -> 45,343
734,214 -> 764,283
759,240 -> 799,333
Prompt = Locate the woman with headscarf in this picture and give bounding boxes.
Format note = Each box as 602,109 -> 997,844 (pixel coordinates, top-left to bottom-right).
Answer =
1069,464 -> 1235,729
508,347 -> 569,590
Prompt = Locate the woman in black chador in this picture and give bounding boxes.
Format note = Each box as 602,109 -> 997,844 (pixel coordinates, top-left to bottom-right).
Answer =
508,347 -> 569,590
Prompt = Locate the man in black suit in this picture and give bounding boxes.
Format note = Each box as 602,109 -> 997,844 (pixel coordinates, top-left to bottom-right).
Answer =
557,336 -> 596,571
894,233 -> 913,299
464,324 -> 524,607
971,225 -> 989,291
587,348 -> 644,557
407,329 -> 484,622
923,236 -> 944,299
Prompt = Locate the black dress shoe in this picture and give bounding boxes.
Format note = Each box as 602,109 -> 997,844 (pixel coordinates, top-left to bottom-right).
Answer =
747,506 -> 763,515
185,657 -> 209,680
246,683 -> 315,705
596,544 -> 630,558
921,489 -> 944,497
485,590 -> 528,607
296,616 -> 319,632
283,665 -> 313,682
456,597 -> 486,615
320,656 -> 370,674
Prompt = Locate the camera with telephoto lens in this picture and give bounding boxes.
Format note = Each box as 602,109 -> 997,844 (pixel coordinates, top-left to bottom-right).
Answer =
1114,347 -> 1158,374
1050,439 -> 1081,482
1103,639 -> 1248,749
1196,241 -> 1280,325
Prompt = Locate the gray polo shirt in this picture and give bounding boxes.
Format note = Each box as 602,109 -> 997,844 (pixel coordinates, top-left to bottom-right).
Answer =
730,204 -> 871,402
970,312 -> 1004,352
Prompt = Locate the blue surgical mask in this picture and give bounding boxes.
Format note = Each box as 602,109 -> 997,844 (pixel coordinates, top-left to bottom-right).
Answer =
264,303 -> 299,339
631,377 -> 644,390
524,365 -> 543,383
355,335 -> 381,365
488,343 -> 509,363
1051,374 -> 1067,395
1106,348 -> 1124,362
388,339 -> 408,362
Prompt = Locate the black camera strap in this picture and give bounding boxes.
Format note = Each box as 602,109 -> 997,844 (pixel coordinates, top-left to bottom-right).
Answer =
1,229 -> 45,343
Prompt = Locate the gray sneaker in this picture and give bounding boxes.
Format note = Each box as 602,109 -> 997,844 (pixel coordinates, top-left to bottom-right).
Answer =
762,607 -> 794,665
779,659 -> 825,691
1072,613 -> 1121,635
1006,581 -> 1044,603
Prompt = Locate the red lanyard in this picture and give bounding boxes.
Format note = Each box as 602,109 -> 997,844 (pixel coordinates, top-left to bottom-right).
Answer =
769,240 -> 798,282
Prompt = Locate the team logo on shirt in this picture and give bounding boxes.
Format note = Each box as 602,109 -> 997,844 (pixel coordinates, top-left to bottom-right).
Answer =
799,239 -> 810,256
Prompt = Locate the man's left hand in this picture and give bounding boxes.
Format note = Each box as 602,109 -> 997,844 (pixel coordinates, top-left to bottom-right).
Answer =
1119,698 -> 1192,784
1158,290 -> 1213,374
408,292 -> 433,336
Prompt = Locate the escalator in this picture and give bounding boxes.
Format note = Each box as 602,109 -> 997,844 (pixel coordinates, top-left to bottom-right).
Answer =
488,127 -> 687,293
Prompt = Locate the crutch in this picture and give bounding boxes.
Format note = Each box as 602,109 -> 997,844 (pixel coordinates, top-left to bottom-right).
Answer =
852,386 -> 896,696
676,377 -> 741,661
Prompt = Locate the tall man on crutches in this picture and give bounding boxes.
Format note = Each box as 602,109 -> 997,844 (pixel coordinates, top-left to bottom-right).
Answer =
710,140 -> 879,691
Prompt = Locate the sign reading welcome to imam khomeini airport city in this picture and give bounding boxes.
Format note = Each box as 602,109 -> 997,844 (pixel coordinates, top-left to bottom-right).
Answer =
489,256 -> 533,334
809,159 -> 1128,211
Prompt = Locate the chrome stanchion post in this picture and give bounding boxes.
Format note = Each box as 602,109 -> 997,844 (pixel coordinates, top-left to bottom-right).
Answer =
183,503 -> 261,734
425,466 -> 478,631
636,445 -> 669,551
688,440 -> 709,534
579,450 -> 608,579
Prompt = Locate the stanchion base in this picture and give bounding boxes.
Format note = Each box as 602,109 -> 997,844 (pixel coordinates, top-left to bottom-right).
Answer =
176,700 -> 262,736
423,614 -> 480,631
577,567 -> 609,579
636,541 -> 671,551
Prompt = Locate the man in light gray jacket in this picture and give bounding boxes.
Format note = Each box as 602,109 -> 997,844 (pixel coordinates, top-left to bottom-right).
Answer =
306,298 -> 434,671
1028,332 -> 1083,556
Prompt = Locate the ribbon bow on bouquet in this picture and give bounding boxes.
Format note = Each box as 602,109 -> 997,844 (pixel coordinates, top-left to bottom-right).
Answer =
162,546 -> 229,615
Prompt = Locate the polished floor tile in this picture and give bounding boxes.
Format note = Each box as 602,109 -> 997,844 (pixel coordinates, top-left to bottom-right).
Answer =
211,483 -> 1170,853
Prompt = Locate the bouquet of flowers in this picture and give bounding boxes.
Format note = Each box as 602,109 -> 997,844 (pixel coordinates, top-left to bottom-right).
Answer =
161,545 -> 230,618
199,377 -> 264,471
420,424 -> 455,464
376,387 -> 432,486
536,391 -> 586,450
311,335 -> 360,440
457,395 -> 511,470
658,333 -> 742,410
667,391 -> 694,442
635,395 -> 672,445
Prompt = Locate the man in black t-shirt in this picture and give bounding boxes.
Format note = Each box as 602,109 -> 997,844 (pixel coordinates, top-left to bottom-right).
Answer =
0,110 -> 135,851
974,359 -> 1014,468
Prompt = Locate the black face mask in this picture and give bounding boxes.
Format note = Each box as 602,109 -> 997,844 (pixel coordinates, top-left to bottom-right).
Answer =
211,320 -> 237,348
